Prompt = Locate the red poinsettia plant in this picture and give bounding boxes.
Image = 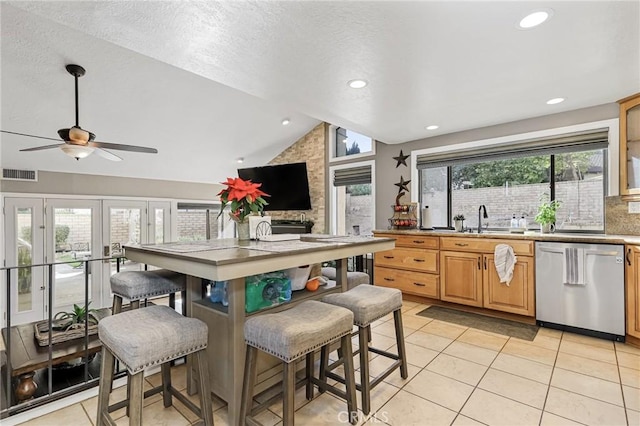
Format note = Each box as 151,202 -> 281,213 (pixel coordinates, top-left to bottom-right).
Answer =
217,177 -> 269,222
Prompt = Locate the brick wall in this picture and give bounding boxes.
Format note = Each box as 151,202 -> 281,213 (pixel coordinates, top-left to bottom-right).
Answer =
425,177 -> 604,230
268,123 -> 326,232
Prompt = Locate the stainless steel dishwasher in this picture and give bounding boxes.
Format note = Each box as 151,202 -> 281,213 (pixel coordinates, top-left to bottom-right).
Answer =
535,241 -> 625,341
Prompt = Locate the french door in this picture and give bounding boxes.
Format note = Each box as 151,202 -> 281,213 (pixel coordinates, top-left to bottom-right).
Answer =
5,198 -> 45,324
46,199 -> 102,315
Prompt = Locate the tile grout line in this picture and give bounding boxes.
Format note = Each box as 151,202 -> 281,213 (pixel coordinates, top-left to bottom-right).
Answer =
614,342 -> 631,426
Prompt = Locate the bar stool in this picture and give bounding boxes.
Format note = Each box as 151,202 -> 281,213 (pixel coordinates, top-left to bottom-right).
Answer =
96,305 -> 213,426
321,267 -> 370,290
240,300 -> 359,426
321,285 -> 408,415
110,269 -> 186,314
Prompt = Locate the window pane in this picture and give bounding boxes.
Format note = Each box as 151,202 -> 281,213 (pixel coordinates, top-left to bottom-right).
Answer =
554,150 -> 604,231
177,206 -> 225,241
420,167 -> 448,227
334,183 -> 373,235
335,128 -> 373,158
451,156 -> 550,229
155,208 -> 164,243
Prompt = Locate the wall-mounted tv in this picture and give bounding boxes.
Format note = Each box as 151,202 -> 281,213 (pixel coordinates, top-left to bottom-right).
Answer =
238,162 -> 312,211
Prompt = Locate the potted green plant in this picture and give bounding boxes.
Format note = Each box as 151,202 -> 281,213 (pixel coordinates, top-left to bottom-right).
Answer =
534,199 -> 561,233
53,302 -> 100,331
453,214 -> 465,232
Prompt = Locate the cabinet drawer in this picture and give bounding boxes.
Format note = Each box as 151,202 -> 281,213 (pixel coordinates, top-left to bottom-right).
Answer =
374,248 -> 438,273
440,237 -> 534,256
374,266 -> 439,298
374,233 -> 439,249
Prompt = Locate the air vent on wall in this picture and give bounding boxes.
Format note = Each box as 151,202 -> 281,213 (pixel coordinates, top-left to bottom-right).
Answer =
2,168 -> 38,181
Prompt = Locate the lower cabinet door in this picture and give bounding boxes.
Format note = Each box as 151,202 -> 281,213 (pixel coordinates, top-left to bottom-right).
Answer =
440,251 -> 483,307
374,266 -> 439,298
483,255 -> 535,316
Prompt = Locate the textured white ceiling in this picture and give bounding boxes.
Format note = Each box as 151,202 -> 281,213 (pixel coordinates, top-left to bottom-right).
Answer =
2,1 -> 639,182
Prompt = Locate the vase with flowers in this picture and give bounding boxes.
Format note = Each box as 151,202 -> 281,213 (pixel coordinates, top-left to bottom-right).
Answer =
217,177 -> 269,240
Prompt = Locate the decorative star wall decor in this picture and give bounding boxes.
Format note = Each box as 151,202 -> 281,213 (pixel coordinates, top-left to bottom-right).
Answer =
393,150 -> 409,168
394,176 -> 411,193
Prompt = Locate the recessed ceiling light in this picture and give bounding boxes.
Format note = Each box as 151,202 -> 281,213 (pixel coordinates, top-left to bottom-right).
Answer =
281,118 -> 290,126
348,79 -> 368,89
237,157 -> 244,164
518,9 -> 553,29
546,98 -> 565,105
425,125 -> 439,130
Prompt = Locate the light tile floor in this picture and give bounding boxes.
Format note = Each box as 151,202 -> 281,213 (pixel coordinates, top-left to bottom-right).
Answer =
16,301 -> 640,426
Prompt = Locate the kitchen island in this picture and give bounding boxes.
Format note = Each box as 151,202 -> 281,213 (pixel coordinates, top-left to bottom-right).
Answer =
124,235 -> 394,426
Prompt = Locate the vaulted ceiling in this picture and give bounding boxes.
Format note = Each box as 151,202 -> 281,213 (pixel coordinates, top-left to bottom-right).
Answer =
1,1 -> 638,183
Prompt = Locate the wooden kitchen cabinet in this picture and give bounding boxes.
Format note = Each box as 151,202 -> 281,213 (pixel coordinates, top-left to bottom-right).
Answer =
440,238 -> 536,316
440,251 -> 483,307
619,93 -> 640,198
626,245 -> 640,340
483,254 -> 535,316
373,232 -> 440,298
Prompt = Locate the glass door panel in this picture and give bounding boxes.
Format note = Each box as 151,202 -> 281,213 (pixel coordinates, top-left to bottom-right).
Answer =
47,200 -> 101,313
5,198 -> 45,325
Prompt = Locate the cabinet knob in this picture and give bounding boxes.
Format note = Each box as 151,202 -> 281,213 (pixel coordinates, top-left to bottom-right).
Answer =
413,282 -> 426,287
413,240 -> 425,244
413,258 -> 425,263
384,277 -> 395,282
383,255 -> 394,259
455,243 -> 468,247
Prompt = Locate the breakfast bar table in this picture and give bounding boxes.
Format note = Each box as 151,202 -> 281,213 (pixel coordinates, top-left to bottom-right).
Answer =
124,235 -> 394,426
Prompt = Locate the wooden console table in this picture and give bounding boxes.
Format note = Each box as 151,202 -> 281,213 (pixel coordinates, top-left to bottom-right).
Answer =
1,323 -> 102,401
124,235 -> 394,426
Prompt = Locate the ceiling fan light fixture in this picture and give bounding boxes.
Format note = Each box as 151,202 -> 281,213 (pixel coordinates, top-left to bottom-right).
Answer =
60,144 -> 94,160
68,126 -> 90,143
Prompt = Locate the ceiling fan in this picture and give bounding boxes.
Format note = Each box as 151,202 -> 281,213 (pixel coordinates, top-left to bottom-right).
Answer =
1,64 -> 158,161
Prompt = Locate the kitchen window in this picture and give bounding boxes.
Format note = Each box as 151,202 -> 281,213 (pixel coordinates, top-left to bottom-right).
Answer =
330,126 -> 375,162
417,129 -> 608,232
330,161 -> 375,235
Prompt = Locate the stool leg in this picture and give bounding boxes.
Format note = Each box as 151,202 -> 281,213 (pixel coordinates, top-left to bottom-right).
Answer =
112,295 -> 123,315
96,348 -> 114,426
359,325 -> 371,415
181,290 -> 187,316
393,309 -> 408,379
196,350 -> 214,426
318,345 -> 329,394
129,371 -> 145,426
240,346 -> 258,424
305,352 -> 314,401
283,361 -> 296,426
161,362 -> 172,408
341,334 -> 358,425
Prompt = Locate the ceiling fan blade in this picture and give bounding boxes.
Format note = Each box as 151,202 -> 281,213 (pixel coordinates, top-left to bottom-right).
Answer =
20,143 -> 65,152
2,130 -> 62,142
94,148 -> 123,162
88,141 -> 158,154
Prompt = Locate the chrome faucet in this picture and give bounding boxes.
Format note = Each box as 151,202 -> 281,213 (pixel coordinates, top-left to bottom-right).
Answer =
478,205 -> 488,233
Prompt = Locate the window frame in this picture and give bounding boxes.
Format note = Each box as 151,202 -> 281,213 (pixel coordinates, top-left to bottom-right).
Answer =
410,119 -> 618,232
328,124 -> 376,163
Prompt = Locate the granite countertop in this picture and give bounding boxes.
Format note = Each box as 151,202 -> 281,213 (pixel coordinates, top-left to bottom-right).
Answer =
373,229 -> 640,245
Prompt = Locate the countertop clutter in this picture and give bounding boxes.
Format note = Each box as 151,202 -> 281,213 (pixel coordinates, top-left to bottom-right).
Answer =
373,229 -> 640,245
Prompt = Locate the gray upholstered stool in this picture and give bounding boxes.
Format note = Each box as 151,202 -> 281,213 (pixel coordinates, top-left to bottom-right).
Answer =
240,300 -> 358,426
321,267 -> 370,290
110,269 -> 186,314
321,284 -> 408,415
96,305 -> 213,426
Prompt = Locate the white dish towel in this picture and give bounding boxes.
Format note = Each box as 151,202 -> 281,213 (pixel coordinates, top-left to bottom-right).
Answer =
494,244 -> 517,286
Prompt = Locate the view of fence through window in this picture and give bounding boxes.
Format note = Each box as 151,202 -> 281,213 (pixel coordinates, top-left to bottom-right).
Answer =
420,149 -> 605,231
336,183 -> 373,236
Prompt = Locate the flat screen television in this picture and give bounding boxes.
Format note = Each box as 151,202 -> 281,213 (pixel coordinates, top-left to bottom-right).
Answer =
238,162 -> 312,211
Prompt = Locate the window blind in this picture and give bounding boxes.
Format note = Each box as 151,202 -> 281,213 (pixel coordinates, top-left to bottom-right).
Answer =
177,202 -> 220,210
416,129 -> 609,169
333,165 -> 372,186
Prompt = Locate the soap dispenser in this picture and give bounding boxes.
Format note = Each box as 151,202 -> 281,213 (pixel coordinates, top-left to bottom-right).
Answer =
510,215 -> 518,228
519,215 -> 527,229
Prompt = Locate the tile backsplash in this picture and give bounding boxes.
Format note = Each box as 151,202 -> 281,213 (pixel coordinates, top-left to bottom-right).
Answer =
605,196 -> 640,235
